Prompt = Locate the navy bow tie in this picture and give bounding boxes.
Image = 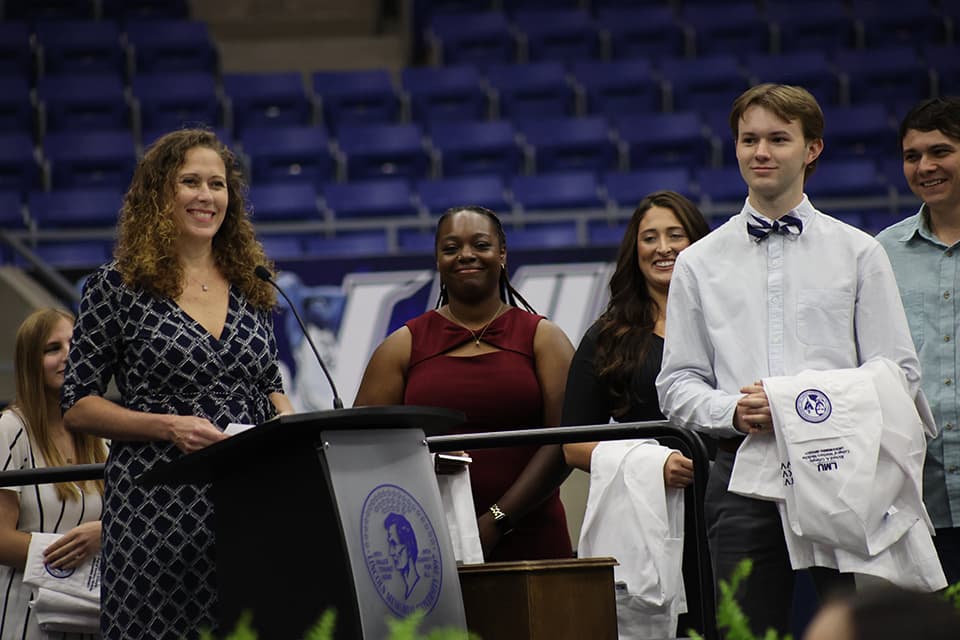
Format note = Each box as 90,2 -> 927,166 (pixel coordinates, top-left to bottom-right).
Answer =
747,213 -> 803,241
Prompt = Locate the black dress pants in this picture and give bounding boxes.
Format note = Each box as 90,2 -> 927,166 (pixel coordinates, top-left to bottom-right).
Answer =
706,451 -> 855,637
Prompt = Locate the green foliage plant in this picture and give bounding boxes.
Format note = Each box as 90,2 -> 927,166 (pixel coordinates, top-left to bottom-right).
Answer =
199,608 -> 479,640
688,559 -> 791,640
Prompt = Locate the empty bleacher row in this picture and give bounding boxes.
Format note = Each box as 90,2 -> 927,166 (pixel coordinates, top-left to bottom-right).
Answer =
1,0 -> 955,269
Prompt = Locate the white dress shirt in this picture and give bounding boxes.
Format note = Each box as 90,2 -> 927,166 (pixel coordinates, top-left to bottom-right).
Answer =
656,196 -> 921,437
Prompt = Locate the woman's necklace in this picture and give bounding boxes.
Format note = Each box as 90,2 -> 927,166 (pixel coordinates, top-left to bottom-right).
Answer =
446,302 -> 505,347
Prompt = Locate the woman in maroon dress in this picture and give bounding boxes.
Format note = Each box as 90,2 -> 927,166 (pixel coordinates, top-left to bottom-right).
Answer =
355,206 -> 575,561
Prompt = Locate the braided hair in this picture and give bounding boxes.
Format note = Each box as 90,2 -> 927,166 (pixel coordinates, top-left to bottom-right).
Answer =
433,206 -> 536,312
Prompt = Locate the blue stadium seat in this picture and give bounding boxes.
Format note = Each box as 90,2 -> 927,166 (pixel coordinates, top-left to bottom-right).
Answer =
4,0 -> 94,20
0,191 -> 26,229
17,240 -> 111,271
507,221 -> 579,249
429,120 -> 522,178
248,183 -> 320,222
223,72 -> 312,137
335,122 -> 430,181
821,104 -> 896,159
0,75 -> 34,135
502,0 -> 580,11
302,231 -> 389,257
603,167 -> 694,208
125,20 -> 218,74
38,74 -> 130,133
519,116 -> 618,174
312,69 -> 400,132
804,158 -> 886,200
616,112 -> 711,169
101,0 -> 188,19
745,51 -> 839,106
878,157 -> 912,197
259,234 -> 306,261
426,10 -> 516,66
322,178 -> 418,219
28,187 -> 123,228
485,61 -> 575,120
132,71 -> 222,134
571,59 -> 661,116
26,239 -> 111,269
862,210 -> 912,236
587,218 -> 628,246
401,65 -> 488,123
511,171 -> 604,211
398,227 -> 437,253
416,175 -> 510,215
926,44 -> 960,96
853,1 -> 944,50
659,54 -> 749,112
44,130 -> 137,189
34,20 -> 124,76
835,47 -> 929,105
0,133 -> 40,195
513,8 -> 600,64
0,22 -> 32,78
695,166 -> 746,205
767,2 -> 855,54
703,107 -> 750,167
142,126 -> 234,150
683,3 -> 771,57
596,7 -> 685,60
242,125 -> 334,187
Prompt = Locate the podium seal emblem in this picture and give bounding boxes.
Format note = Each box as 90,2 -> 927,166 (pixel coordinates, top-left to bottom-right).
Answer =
795,388 -> 832,423
361,483 -> 443,617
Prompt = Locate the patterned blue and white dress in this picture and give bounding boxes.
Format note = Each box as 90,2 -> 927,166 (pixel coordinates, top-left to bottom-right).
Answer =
62,264 -> 284,640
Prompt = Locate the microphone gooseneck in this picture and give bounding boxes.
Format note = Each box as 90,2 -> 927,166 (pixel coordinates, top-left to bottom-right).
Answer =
255,266 -> 344,409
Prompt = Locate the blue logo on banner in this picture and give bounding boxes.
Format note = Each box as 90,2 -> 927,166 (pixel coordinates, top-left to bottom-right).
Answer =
361,484 -> 442,617
795,389 -> 832,423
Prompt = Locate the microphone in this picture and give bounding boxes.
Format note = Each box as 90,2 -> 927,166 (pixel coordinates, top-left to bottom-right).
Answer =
255,265 -> 344,409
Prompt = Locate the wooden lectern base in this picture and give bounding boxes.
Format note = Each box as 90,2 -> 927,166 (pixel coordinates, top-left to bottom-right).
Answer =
458,557 -> 618,640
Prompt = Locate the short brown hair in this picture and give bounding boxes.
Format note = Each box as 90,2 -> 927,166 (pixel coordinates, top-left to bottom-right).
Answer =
729,83 -> 825,180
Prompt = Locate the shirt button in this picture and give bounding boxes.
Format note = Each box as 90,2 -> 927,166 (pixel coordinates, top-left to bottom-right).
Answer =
951,466 -> 960,474
946,423 -> 955,431
946,291 -> 953,300
949,250 -> 955,258
947,335 -> 953,342
947,378 -> 954,386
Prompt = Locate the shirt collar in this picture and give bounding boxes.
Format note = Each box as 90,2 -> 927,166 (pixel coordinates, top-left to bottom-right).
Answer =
891,204 -> 943,245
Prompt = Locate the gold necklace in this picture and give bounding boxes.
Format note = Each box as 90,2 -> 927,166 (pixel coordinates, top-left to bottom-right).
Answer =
446,302 -> 505,347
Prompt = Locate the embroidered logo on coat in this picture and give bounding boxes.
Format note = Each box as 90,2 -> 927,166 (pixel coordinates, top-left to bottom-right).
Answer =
43,563 -> 75,579
795,389 -> 832,423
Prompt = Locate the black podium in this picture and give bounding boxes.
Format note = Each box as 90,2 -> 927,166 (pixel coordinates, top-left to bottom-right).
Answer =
138,406 -> 468,639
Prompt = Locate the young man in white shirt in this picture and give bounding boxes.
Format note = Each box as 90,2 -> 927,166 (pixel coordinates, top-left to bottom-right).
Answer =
876,96 -> 960,586
656,84 -> 921,636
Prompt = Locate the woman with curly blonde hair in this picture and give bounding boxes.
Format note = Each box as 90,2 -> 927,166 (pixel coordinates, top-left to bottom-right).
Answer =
0,308 -> 108,639
62,129 -> 293,639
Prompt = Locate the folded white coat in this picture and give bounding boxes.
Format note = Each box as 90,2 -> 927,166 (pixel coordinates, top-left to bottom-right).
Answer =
434,459 -> 484,565
579,439 -> 687,640
729,357 -> 946,591
23,532 -> 101,603
31,588 -> 99,634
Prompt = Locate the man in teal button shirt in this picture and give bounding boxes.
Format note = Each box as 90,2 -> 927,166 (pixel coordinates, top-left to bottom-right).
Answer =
876,96 -> 960,585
